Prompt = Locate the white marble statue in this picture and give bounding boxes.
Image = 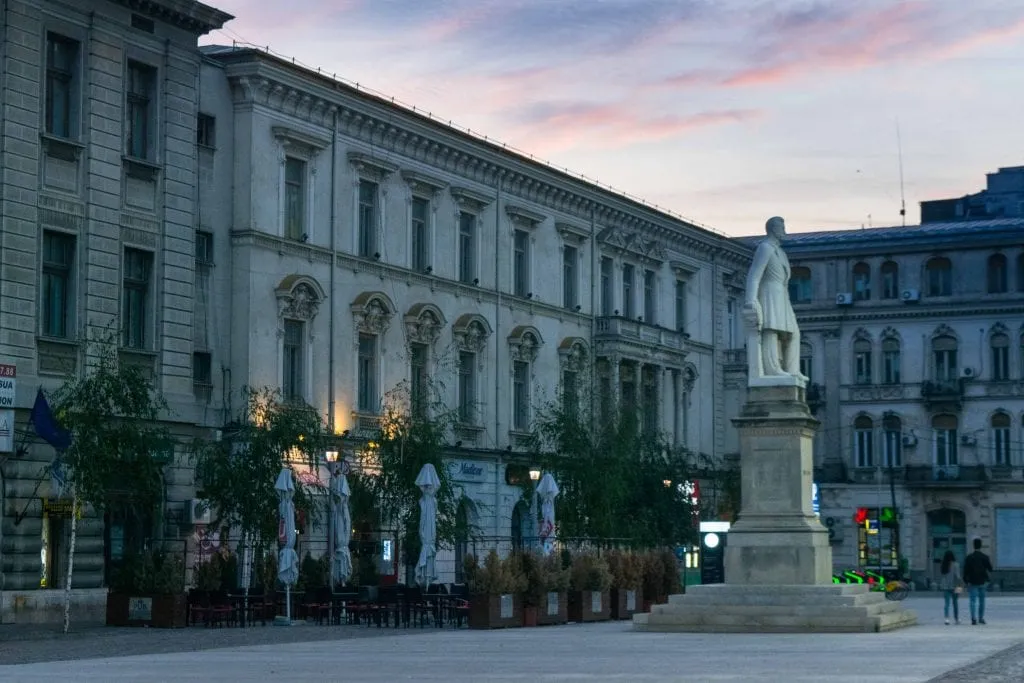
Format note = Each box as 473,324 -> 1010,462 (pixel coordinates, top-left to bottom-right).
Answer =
743,216 -> 808,387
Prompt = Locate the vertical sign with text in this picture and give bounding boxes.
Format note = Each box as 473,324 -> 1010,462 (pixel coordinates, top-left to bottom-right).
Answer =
0,364 -> 16,453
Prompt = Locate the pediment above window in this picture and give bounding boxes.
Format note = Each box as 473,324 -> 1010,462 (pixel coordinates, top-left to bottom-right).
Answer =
670,259 -> 699,279
508,325 -> 543,363
505,204 -> 546,228
351,291 -> 395,334
450,186 -> 494,212
401,170 -> 447,197
558,337 -> 588,371
453,313 -> 492,353
404,303 -> 446,345
556,222 -> 589,244
275,274 -> 326,322
348,152 -> 399,180
272,125 -> 330,157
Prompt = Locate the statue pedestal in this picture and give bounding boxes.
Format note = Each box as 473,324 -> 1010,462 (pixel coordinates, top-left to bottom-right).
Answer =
633,385 -> 917,633
724,384 -> 832,585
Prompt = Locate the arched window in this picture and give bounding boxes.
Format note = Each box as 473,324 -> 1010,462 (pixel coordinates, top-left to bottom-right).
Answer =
932,414 -> 958,467
880,261 -> 899,299
882,414 -> 902,467
925,257 -> 952,297
853,338 -> 872,385
852,262 -> 871,301
789,266 -> 812,304
881,337 -> 901,384
854,415 -> 874,468
932,335 -> 958,382
799,342 -> 813,383
991,413 -> 1011,466
987,253 -> 1008,294
991,333 -> 1009,381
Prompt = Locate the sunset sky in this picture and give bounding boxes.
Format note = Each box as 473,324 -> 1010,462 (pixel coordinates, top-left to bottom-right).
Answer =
201,0 -> 1024,236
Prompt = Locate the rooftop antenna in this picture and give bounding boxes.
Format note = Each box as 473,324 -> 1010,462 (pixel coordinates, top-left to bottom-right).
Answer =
897,119 -> 907,226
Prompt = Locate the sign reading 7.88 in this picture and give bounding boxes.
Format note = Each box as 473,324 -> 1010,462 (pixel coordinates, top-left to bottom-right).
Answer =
0,364 -> 16,409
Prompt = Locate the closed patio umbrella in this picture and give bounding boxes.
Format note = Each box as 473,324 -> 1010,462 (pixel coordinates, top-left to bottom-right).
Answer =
537,473 -> 560,556
414,464 -> 440,587
275,468 -> 299,623
330,463 -> 353,587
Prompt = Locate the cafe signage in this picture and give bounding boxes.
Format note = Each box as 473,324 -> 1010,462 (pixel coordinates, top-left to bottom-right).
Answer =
449,461 -> 486,481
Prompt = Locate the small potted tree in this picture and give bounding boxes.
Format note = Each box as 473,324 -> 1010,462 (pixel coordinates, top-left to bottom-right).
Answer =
567,552 -> 611,622
537,552 -> 569,626
608,550 -> 643,620
518,551 -> 542,627
465,551 -> 526,629
107,549 -> 187,628
641,549 -> 666,612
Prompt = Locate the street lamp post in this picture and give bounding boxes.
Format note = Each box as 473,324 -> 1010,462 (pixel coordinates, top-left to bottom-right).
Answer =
325,449 -> 339,589
529,467 -> 541,549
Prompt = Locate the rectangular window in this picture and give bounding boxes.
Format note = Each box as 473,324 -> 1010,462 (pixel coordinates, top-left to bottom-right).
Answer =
282,320 -> 304,401
800,354 -> 813,383
881,267 -> 899,300
192,351 -> 212,386
854,350 -> 872,385
563,245 -> 578,309
562,369 -> 578,415
622,264 -> 635,318
458,211 -> 476,283
512,360 -> 530,430
642,371 -> 658,435
600,257 -> 613,315
196,113 -> 215,147
928,267 -> 952,297
883,429 -> 902,467
934,349 -> 958,382
122,248 -> 152,349
993,427 -> 1011,466
934,427 -> 958,466
45,33 -> 78,138
357,333 -> 378,412
992,345 -> 1009,381
42,231 -> 75,338
883,350 -> 901,384
675,280 -> 687,332
283,158 -> 305,240
126,61 -> 155,160
855,427 -> 873,468
458,351 -> 476,423
513,229 -> 530,297
358,179 -> 378,257
410,342 -> 428,417
411,196 -> 429,272
726,297 -> 736,347
643,270 -> 656,324
195,230 -> 213,265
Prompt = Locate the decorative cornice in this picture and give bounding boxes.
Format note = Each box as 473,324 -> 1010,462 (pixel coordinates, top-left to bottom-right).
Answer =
599,227 -> 667,263
217,60 -> 748,261
796,304 -> 1024,325
117,0 -> 233,34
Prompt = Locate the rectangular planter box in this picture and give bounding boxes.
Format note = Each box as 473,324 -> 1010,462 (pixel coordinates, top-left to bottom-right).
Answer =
568,590 -> 610,623
537,591 -> 568,626
610,587 -> 639,620
106,593 -> 187,628
468,593 -> 521,629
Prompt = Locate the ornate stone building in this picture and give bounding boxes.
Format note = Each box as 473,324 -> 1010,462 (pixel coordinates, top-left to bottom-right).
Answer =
745,217 -> 1024,587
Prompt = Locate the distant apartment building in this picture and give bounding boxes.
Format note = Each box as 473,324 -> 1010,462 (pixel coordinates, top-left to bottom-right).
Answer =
920,166 -> 1024,223
735,217 -> 1024,588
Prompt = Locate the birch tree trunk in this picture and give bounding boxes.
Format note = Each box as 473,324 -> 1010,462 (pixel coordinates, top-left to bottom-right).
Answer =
62,491 -> 79,634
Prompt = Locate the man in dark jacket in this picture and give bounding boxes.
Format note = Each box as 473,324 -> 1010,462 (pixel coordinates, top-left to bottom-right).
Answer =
963,538 -> 994,624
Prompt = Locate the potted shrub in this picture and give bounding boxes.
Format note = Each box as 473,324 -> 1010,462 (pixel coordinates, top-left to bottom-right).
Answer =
567,552 -> 611,622
106,549 -> 187,628
537,552 -> 569,626
517,551 -> 542,627
657,547 -> 682,599
465,551 -> 526,629
641,549 -> 667,612
608,550 -> 643,620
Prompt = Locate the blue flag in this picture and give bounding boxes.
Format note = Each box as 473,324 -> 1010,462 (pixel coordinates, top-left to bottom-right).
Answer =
30,388 -> 71,450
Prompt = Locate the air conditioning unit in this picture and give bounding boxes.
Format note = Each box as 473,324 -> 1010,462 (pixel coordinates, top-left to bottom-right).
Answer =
960,434 -> 977,447
902,434 -> 918,448
900,289 -> 920,302
960,367 -> 976,379
836,293 -> 854,306
189,498 -> 212,525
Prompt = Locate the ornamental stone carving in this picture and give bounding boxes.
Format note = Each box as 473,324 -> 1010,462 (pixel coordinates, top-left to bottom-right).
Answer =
508,327 -> 542,363
351,291 -> 395,335
455,320 -> 489,354
277,282 -> 321,322
558,338 -> 588,372
404,304 -> 445,345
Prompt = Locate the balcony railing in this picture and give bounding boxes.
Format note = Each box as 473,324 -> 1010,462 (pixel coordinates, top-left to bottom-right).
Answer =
920,379 -> 965,409
904,464 -> 986,487
723,348 -> 746,366
595,316 -> 687,350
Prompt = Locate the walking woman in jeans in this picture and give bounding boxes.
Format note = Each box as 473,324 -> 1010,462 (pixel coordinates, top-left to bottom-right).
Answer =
938,550 -> 962,625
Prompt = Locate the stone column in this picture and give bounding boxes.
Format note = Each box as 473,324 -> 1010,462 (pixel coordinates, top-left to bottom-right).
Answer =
724,384 -> 832,585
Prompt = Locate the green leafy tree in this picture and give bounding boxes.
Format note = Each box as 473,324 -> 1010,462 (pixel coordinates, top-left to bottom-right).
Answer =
354,379 -> 459,575
191,386 -> 328,581
49,334 -> 174,632
529,383 -> 698,548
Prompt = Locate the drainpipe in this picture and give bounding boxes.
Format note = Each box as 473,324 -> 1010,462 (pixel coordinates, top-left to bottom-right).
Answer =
493,170 -> 503,539
589,202 -> 597,419
711,251 -> 718,463
328,111 -> 338,432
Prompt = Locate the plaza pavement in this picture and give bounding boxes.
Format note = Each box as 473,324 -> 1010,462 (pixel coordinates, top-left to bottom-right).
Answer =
2,594 -> 1024,682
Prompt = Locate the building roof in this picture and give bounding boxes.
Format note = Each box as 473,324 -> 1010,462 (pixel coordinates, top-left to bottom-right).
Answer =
115,0 -> 233,34
733,218 -> 1024,253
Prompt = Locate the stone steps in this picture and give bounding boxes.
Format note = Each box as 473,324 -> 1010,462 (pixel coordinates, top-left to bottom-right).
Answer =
652,601 -> 906,618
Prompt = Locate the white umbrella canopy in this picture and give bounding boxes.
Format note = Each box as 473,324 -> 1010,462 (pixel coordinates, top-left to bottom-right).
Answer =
537,473 -> 560,555
275,468 -> 300,588
330,465 -> 353,587
414,464 -> 440,587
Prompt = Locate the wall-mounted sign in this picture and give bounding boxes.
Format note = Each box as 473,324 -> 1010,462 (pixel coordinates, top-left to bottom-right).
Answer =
449,461 -> 486,481
128,597 -> 153,621
0,363 -> 16,453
